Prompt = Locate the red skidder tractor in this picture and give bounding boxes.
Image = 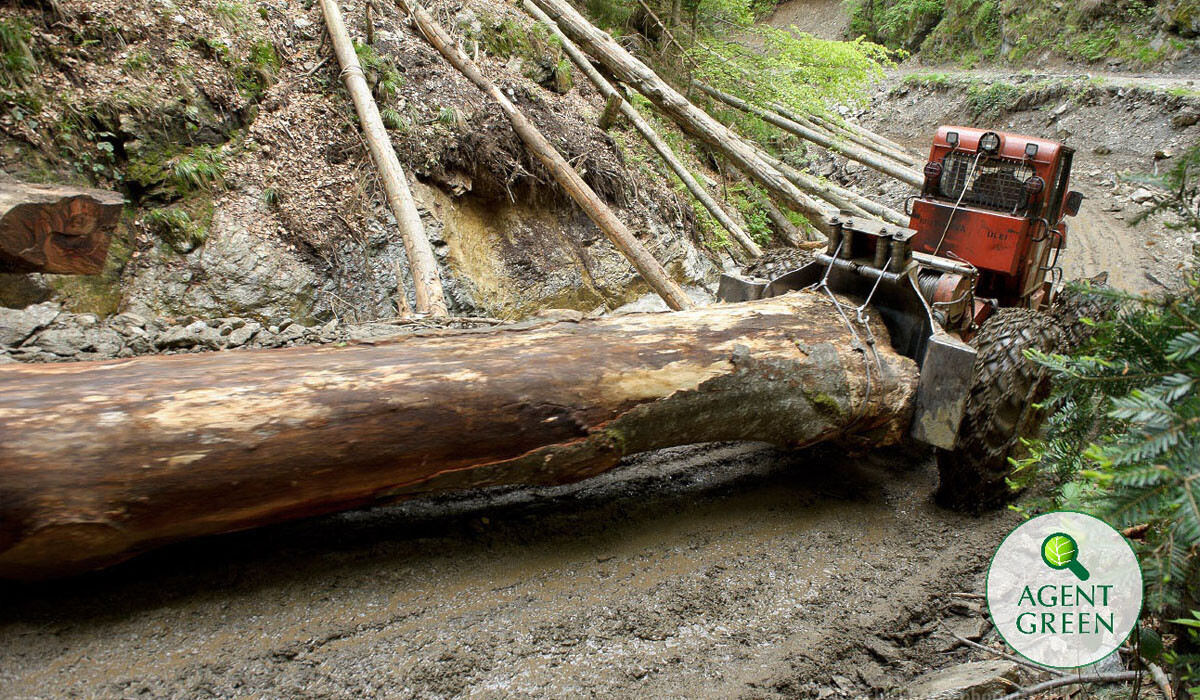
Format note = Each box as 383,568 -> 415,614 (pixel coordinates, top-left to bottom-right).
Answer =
720,126 -> 1091,510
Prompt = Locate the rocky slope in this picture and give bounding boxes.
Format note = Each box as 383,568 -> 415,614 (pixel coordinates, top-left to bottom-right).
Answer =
0,0 -> 726,327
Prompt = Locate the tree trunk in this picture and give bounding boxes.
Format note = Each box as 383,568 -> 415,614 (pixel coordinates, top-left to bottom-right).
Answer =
598,93 -> 623,130
695,83 -> 924,189
319,0 -> 448,316
0,180 -> 123,275
766,156 -> 909,227
399,0 -> 694,311
776,106 -> 919,168
522,0 -> 762,258
530,0 -> 834,236
807,111 -> 914,161
0,293 -> 918,579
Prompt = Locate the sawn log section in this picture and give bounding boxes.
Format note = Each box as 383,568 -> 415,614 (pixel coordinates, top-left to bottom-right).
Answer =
0,180 -> 124,275
0,294 -> 918,579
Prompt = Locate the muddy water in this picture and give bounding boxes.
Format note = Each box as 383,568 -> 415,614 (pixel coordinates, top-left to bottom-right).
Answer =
0,442 -> 1015,698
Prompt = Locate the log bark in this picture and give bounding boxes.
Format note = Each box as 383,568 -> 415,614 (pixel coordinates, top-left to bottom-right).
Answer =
778,106 -> 919,168
320,0 -> 448,316
398,0 -> 694,311
695,83 -> 924,189
766,156 -> 909,227
521,0 -> 762,258
530,0 -> 834,236
807,111 -> 913,160
0,293 -> 918,579
0,180 -> 123,275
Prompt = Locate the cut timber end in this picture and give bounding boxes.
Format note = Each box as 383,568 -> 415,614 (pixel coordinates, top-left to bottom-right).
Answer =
0,293 -> 918,579
0,181 -> 124,275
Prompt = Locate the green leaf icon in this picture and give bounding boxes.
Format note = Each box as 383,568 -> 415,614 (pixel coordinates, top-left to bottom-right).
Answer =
1041,532 -> 1090,581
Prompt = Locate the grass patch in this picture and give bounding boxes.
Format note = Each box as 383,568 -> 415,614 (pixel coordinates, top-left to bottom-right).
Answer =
169,145 -> 227,193
0,18 -> 35,88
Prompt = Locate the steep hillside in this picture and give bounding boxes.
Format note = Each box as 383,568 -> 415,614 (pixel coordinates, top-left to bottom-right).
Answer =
845,0 -> 1200,69
0,0 -> 725,323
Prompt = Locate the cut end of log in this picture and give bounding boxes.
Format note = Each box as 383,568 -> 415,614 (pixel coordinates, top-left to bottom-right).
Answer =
0,181 -> 124,275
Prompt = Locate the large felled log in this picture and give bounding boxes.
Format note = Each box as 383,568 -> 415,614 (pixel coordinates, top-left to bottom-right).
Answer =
398,0 -> 693,311
0,293 -> 918,579
0,180 -> 124,275
530,0 -> 834,236
320,0 -> 448,316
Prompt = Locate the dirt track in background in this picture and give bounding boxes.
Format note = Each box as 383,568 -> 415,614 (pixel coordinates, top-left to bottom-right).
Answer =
0,444 -> 1016,698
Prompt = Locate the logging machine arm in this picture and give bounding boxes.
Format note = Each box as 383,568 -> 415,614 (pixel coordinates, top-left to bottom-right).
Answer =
717,216 -> 976,450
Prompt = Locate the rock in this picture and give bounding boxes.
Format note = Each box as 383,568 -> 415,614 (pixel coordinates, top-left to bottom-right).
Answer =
110,312 -> 149,335
277,324 -> 308,345
1131,188 -> 1157,204
225,321 -> 261,348
0,302 -> 61,347
861,636 -> 900,664
907,661 -> 1019,700
1092,145 -> 1112,155
1172,110 -> 1200,128
1155,149 -> 1174,160
156,322 -> 204,350
0,354 -> 15,364
35,327 -> 87,357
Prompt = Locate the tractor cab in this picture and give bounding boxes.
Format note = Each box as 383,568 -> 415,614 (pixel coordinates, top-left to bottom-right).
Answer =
908,126 -> 1083,316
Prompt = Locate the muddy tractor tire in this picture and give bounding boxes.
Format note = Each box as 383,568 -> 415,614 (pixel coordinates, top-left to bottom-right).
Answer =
934,309 -> 1063,512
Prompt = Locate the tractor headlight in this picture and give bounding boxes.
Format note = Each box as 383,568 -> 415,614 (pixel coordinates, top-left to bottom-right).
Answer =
979,131 -> 1001,155
1023,175 -> 1045,198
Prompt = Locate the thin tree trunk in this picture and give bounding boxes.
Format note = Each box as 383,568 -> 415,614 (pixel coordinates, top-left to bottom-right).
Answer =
522,0 -> 762,258
766,156 -> 909,226
807,111 -> 914,160
398,0 -> 693,311
598,93 -> 623,130
0,179 -> 123,275
695,82 -> 924,189
319,0 -> 448,316
0,293 -> 919,580
530,0 -> 834,237
776,106 -> 919,168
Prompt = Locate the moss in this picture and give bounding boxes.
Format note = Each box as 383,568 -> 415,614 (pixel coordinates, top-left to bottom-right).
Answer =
143,198 -> 213,254
46,209 -> 137,316
807,392 -> 844,417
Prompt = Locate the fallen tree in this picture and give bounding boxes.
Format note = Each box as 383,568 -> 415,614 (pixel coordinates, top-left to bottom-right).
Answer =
399,0 -> 694,310
0,179 -> 124,275
529,0 -> 835,236
320,0 -> 448,316
521,0 -> 762,258
0,293 -> 918,579
777,106 -> 919,169
695,82 -> 924,189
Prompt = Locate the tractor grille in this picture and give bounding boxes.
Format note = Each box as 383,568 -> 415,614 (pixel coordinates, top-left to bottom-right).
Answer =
939,153 -> 1034,213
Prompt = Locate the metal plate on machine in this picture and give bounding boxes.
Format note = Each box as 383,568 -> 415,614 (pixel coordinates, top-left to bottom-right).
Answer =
716,273 -> 768,303
909,333 -> 977,450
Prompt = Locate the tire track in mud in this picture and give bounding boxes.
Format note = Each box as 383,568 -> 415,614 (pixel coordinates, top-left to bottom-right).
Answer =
0,443 -> 1015,698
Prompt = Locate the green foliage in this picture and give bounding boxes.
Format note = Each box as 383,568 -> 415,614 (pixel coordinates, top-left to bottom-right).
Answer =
215,1 -> 249,30
122,49 -> 152,74
353,41 -> 403,103
436,105 -> 464,128
170,145 -> 227,193
1024,145 -> 1200,687
964,80 -> 1021,120
144,207 -> 208,252
380,106 -> 408,131
262,187 -> 281,208
847,0 -> 943,50
692,26 -> 891,116
235,40 -> 280,101
0,17 -> 35,88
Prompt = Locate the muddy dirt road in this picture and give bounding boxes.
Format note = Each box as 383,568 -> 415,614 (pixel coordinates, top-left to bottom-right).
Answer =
1,444 -> 1015,698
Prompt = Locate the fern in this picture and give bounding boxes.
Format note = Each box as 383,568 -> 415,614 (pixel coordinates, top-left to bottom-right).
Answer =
1026,144 -> 1200,688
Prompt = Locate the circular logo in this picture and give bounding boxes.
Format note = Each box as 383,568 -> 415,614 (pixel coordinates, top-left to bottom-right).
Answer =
986,511 -> 1142,668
